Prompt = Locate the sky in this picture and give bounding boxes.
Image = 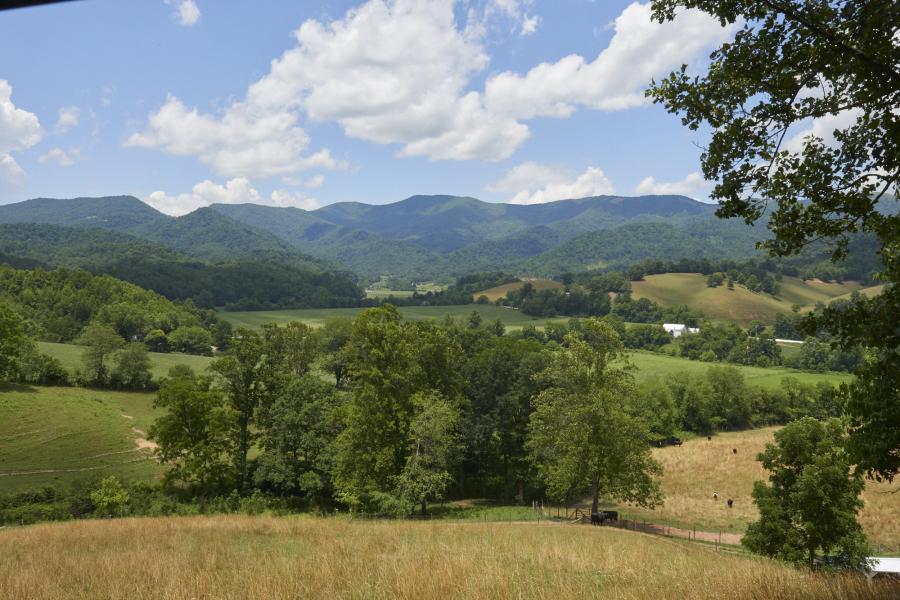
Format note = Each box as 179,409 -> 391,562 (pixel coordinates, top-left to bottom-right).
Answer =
0,0 -> 738,215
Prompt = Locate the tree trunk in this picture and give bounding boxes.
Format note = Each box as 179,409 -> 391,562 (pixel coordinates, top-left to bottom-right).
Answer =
421,499 -> 427,517
591,473 -> 600,514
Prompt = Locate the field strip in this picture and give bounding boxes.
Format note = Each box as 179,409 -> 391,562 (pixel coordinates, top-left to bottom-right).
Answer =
0,457 -> 152,477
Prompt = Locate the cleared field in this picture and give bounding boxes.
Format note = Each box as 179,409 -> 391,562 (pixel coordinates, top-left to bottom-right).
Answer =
800,283 -> 887,312
1,515 -> 895,600
0,384 -> 161,494
38,341 -> 214,381
627,351 -> 851,390
605,428 -> 900,552
221,304 -> 572,330
365,289 -> 415,298
631,273 -> 860,325
474,278 -> 565,302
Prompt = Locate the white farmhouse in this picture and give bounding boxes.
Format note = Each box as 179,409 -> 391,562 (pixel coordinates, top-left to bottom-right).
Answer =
663,323 -> 699,338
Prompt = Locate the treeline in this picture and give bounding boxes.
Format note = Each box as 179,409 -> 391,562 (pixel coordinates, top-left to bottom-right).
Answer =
380,272 -> 518,307
0,224 -> 366,310
0,265 -> 229,354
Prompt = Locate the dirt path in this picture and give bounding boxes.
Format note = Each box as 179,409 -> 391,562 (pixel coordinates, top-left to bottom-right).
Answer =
121,415 -> 159,452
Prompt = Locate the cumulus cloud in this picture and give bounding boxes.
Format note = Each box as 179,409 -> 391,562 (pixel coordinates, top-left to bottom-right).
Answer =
129,1 -> 732,170
783,108 -> 862,154
165,0 -> 201,27
303,174 -> 325,189
38,147 -> 77,167
484,2 -> 734,119
145,177 -> 321,216
635,171 -> 706,196
0,80 -> 42,193
488,161 -> 614,205
55,106 -> 79,133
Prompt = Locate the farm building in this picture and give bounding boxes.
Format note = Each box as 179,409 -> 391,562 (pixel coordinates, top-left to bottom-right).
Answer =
663,323 -> 699,338
868,557 -> 900,581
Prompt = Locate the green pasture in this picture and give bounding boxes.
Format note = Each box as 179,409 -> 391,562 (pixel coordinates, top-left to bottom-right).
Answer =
627,351 -> 851,390
220,304 -> 572,330
0,384 -> 162,494
38,342 -> 215,381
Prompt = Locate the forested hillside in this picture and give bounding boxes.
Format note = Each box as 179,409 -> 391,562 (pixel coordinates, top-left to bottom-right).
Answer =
0,224 -> 366,310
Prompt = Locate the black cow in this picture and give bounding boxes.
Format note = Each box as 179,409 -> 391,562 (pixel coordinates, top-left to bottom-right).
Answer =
591,512 -> 602,525
727,499 -> 734,508
591,511 -> 619,525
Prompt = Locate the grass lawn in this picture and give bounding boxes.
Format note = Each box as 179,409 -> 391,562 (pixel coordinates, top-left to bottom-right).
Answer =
474,278 -> 564,302
38,341 -> 215,381
626,351 -> 851,390
1,515 -> 894,599
221,304 -> 573,331
631,273 -> 862,325
0,384 -> 162,494
601,428 -> 900,552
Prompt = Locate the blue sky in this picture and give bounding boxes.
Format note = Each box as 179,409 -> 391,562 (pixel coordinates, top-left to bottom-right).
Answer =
0,0 -> 733,214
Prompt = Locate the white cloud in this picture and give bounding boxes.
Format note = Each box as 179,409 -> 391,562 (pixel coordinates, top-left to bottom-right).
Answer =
145,177 -> 321,216
635,171 -> 706,196
38,147 -> 77,167
126,94 -> 338,178
55,106 -> 79,133
484,2 -> 734,119
784,108 -> 862,154
165,0 -> 201,27
130,1 -> 732,169
0,80 -> 42,193
488,161 -> 615,205
303,174 -> 325,189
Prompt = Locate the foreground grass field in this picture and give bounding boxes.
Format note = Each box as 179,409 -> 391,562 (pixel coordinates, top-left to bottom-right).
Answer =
221,304 -> 572,330
631,273 -> 862,325
37,341 -> 214,381
604,428 -> 900,552
1,515 -> 895,600
0,384 -> 161,494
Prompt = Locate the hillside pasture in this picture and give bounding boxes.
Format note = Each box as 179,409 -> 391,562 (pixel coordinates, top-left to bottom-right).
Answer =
474,278 -> 564,302
38,342 -> 214,381
221,304 -> 572,331
1,515 -> 896,600
604,428 -> 900,552
630,273 -> 861,325
0,384 -> 161,494
627,351 -> 851,390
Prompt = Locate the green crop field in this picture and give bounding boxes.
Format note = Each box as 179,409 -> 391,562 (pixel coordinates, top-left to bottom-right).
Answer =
627,350 -> 851,389
0,384 -> 162,494
474,278 -> 564,302
631,273 -> 861,325
38,341 -> 214,381
221,304 -> 572,330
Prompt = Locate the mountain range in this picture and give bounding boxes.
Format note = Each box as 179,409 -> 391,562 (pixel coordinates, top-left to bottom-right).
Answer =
0,193 -> 768,283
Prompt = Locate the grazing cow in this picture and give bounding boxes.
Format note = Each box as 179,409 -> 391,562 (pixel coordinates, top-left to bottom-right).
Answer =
602,511 -> 618,522
732,448 -> 738,454
707,436 -> 712,441
727,499 -> 734,508
713,492 -> 719,500
591,512 -> 602,525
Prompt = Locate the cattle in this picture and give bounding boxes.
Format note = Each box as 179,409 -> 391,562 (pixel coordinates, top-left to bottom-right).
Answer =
591,512 -> 602,525
727,499 -> 734,508
707,436 -> 712,441
732,448 -> 738,454
713,492 -> 719,500
590,511 -> 618,525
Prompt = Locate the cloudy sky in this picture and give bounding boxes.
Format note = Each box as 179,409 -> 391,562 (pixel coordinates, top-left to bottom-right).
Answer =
0,0 -> 734,215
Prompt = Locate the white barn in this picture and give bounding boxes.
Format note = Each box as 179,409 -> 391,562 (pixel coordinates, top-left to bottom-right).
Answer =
663,323 -> 699,338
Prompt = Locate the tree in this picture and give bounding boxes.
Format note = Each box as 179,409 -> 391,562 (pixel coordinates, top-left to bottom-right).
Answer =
648,0 -> 899,480
90,476 -> 130,517
254,374 -> 340,513
319,317 -> 353,389
77,323 -> 124,385
0,303 -> 25,381
395,391 -> 462,516
150,366 -> 235,492
743,418 -> 869,569
168,326 -> 213,355
112,342 -> 153,390
526,319 -> 662,513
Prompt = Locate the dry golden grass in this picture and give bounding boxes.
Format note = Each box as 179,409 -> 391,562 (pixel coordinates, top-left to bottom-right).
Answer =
1,515 -> 896,600
608,428 -> 900,551
474,278 -> 564,302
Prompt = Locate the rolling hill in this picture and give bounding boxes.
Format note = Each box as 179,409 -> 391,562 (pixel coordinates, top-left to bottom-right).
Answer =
630,273 -> 863,324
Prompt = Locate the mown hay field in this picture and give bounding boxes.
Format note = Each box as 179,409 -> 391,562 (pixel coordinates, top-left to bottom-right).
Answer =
0,515 -> 896,600
605,428 -> 900,552
474,278 -> 565,302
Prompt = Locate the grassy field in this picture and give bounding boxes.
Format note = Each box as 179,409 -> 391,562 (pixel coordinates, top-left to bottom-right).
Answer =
603,428 -> 900,552
1,515 -> 896,600
38,341 -> 214,381
221,304 -> 572,330
627,351 -> 851,390
0,384 -> 161,494
631,273 -> 862,325
475,278 -> 564,302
